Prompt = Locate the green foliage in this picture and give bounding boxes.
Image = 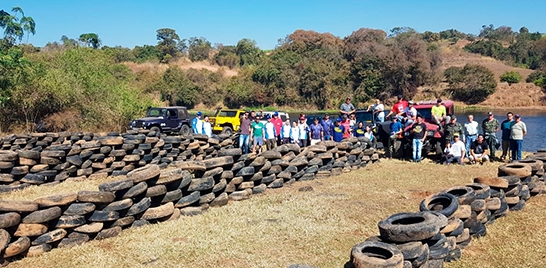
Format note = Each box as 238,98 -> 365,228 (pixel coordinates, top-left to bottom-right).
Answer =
445,64 -> 497,104
214,45 -> 239,69
0,6 -> 35,47
500,71 -> 522,84
188,37 -> 211,62
464,40 -> 508,59
236,38 -> 263,66
526,71 -> 546,88
79,33 -> 101,49
133,45 -> 161,62
155,66 -> 199,108
156,28 -> 182,62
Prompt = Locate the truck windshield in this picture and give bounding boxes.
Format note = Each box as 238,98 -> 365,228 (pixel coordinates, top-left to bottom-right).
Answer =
355,112 -> 374,124
217,111 -> 238,117
146,108 -> 165,117
416,108 -> 432,121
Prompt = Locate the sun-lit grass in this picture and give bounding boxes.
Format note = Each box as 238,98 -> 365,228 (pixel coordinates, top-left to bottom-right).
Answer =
4,159 -> 546,268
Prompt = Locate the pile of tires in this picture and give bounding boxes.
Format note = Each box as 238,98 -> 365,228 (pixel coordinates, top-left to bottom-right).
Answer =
350,151 -> 546,268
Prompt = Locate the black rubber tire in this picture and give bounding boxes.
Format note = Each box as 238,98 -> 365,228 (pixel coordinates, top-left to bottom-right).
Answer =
442,186 -> 476,205
180,124 -> 191,136
378,212 -> 442,243
446,220 -> 465,237
405,243 -> 429,268
445,248 -> 462,262
466,183 -> 491,200
498,163 -> 532,178
395,241 -> 425,260
420,193 -> 459,218
221,126 -> 233,135
351,241 -> 404,268
150,126 -> 161,133
508,199 -> 526,211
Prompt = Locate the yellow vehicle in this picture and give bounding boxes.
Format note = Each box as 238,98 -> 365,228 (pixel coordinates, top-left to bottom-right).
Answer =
211,108 -> 246,135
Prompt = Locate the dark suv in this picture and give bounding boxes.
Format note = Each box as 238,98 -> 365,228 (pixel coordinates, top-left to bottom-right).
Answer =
129,106 -> 192,135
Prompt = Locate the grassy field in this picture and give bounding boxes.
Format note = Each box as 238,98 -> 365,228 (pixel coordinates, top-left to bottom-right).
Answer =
4,158 -> 546,268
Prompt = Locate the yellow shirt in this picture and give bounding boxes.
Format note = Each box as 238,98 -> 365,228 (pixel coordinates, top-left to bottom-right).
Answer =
431,105 -> 446,117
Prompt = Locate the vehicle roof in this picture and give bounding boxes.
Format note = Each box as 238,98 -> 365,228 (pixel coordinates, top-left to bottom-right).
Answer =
413,100 -> 454,108
151,106 -> 188,109
219,109 -> 245,112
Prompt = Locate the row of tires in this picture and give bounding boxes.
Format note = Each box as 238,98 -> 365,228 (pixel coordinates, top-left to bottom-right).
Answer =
0,135 -> 378,264
350,154 -> 545,268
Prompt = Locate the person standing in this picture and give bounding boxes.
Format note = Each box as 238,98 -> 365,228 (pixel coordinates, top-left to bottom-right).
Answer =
463,115 -> 479,158
410,115 -> 427,163
290,121 -> 300,145
321,114 -> 333,141
281,120 -> 291,145
202,115 -> 212,137
386,95 -> 408,120
368,99 -> 385,123
332,119 -> 345,142
239,111 -> 251,154
250,116 -> 265,154
309,117 -> 324,145
482,112 -> 500,161
298,116 -> 310,147
444,116 -> 464,144
191,111 -> 203,134
263,115 -> 277,150
510,114 -> 527,161
500,112 -> 514,161
339,97 -> 355,117
388,117 -> 403,159
340,114 -> 352,139
271,112 -> 283,146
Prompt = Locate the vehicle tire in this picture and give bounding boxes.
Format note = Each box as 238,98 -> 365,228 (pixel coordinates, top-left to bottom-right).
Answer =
221,126 -> 233,135
498,163 -> 532,178
442,186 -> 476,205
179,124 -> 191,136
378,212 -> 442,243
420,193 -> 459,218
351,241 -> 404,268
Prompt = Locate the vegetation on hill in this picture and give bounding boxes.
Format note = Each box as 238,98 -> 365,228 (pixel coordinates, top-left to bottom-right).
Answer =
1,6 -> 545,132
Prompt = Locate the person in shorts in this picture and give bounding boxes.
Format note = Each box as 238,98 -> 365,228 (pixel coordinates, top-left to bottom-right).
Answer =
250,116 -> 265,153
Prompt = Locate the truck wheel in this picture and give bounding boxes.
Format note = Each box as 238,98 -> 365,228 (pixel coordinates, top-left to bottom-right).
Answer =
180,125 -> 191,136
221,126 -> 233,135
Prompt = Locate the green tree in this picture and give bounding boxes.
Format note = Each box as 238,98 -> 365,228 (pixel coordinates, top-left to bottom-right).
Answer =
235,38 -> 263,66
156,66 -> 199,107
0,6 -> 36,47
79,33 -> 101,49
445,64 -> 497,104
500,71 -> 522,84
156,28 -> 181,62
188,37 -> 212,61
133,45 -> 161,62
214,45 -> 239,69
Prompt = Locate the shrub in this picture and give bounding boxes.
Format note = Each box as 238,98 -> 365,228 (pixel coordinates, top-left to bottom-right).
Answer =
445,64 -> 497,104
500,71 -> 522,84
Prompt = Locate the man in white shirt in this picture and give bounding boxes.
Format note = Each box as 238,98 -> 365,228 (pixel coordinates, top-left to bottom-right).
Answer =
404,101 -> 417,126
447,134 -> 466,165
368,99 -> 385,123
202,115 -> 212,137
463,114 -> 478,158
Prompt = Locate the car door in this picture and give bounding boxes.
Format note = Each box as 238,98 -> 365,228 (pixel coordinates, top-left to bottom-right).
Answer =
164,109 -> 179,130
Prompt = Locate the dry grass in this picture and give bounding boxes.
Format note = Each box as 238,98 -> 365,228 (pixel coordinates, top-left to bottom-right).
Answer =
123,59 -> 238,78
5,159 -> 546,268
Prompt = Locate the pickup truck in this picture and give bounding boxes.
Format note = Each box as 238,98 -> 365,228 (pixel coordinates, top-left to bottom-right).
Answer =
211,108 -> 246,135
129,106 -> 192,135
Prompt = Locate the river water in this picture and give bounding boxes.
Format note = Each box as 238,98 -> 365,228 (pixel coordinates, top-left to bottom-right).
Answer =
288,109 -> 545,153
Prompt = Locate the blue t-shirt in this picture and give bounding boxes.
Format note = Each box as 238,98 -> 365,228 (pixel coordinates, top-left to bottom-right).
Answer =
390,121 -> 403,135
321,119 -> 333,136
309,124 -> 323,139
354,127 -> 365,137
332,125 -> 345,142
500,119 -> 513,140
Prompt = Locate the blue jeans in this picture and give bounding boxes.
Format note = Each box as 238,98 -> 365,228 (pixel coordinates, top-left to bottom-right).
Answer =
412,139 -> 423,162
510,139 -> 523,161
239,134 -> 249,154
465,135 -> 477,157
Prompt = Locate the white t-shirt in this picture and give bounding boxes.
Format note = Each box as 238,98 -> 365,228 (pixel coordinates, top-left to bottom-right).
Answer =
374,104 -> 385,120
404,107 -> 417,119
203,122 -> 212,137
464,121 -> 479,136
264,122 -> 276,139
290,127 -> 300,142
450,140 -> 466,158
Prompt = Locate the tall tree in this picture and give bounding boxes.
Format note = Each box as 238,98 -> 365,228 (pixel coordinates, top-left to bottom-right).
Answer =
0,6 -> 35,47
79,33 -> 101,49
156,28 -> 180,61
188,37 -> 211,61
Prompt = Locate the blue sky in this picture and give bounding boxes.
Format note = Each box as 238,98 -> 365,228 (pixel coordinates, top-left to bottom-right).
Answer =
2,0 -> 544,49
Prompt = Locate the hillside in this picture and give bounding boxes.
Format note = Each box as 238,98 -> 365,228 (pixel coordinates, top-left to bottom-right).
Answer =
124,59 -> 239,78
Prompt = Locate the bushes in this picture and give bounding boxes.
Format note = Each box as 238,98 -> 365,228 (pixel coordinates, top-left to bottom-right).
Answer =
445,64 -> 497,104
526,71 -> 546,88
500,71 -> 522,84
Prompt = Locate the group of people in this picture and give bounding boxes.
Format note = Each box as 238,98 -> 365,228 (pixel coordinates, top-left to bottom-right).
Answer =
440,111 -> 527,165
191,111 -> 212,137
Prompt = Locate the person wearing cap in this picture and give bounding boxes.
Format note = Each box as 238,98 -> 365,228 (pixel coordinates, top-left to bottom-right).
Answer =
297,116 -> 310,147
339,97 -> 356,117
263,114 -> 277,150
367,99 -> 385,123
309,117 -> 324,145
510,114 -> 527,161
464,115 -> 479,158
431,99 -> 447,126
202,115 -> 212,137
444,115 -> 464,144
332,118 -> 345,142
410,115 -> 427,163
388,117 -> 403,159
386,95 -> 408,120
271,112 -> 283,146
321,114 -> 333,141
280,120 -> 291,145
482,111 -> 500,161
250,116 -> 265,154
192,111 -> 203,134
403,101 -> 417,126
239,111 -> 252,154
470,134 -> 489,164
444,133 -> 466,165
500,112 -> 514,161
341,114 -> 352,139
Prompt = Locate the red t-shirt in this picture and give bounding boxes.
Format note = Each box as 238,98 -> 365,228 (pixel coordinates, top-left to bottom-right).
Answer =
392,100 -> 408,115
341,120 -> 351,138
270,118 -> 283,136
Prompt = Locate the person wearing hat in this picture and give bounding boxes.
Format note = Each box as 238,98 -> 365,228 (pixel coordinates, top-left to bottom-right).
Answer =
444,133 -> 466,165
509,114 -> 527,161
263,114 -> 277,150
431,98 -> 447,126
332,118 -> 345,142
500,112 -> 514,161
482,111 -> 500,161
339,97 -> 356,117
386,95 -> 408,120
192,111 -> 203,134
444,115 -> 464,144
309,117 -> 324,145
250,115 -> 265,154
403,101 -> 417,126
239,111 -> 252,154
297,116 -> 310,147
470,134 -> 490,164
388,116 -> 403,159
321,114 -> 333,141
271,112 -> 283,146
